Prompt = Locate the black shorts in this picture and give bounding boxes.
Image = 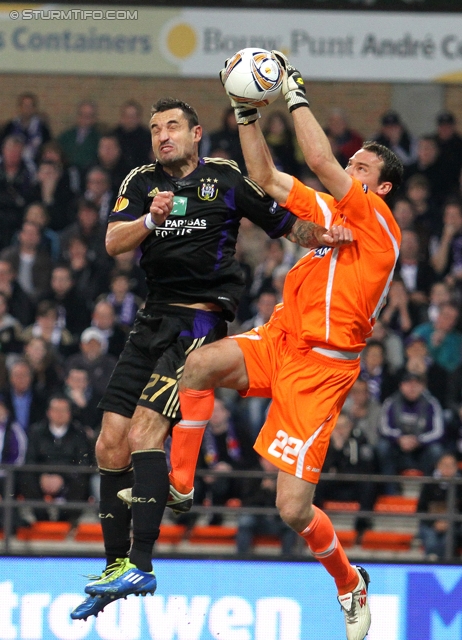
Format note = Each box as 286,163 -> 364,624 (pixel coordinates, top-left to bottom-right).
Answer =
99,303 -> 227,423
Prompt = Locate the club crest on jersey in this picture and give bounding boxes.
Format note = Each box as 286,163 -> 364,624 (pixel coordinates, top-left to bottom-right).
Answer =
314,246 -> 331,258
198,178 -> 218,201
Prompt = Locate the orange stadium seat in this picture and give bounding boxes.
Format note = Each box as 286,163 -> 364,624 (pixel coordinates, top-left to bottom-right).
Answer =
74,523 -> 104,543
361,531 -> 414,551
188,525 -> 237,545
374,496 -> 418,513
158,524 -> 187,544
336,530 -> 357,548
16,521 -> 71,541
323,501 -> 360,511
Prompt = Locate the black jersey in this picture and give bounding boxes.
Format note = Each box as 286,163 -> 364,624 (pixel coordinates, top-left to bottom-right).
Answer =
108,157 -> 296,320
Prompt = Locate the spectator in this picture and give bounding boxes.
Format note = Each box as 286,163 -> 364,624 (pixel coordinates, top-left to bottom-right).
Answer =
63,368 -> 102,439
434,111 -> 462,197
39,140 -> 81,196
208,106 -> 245,173
249,238 -> 293,300
377,371 -> 445,492
57,100 -> 100,176
195,397 -> 247,525
370,319 -> 405,374
43,265 -> 91,339
430,197 -> 462,284
112,100 -> 152,170
59,198 -> 107,265
262,110 -> 299,175
2,359 -> 45,432
21,394 -> 91,524
417,452 -> 462,560
271,264 -> 290,304
395,229 -> 436,304
240,289 -> 278,333
111,249 -> 147,299
101,271 -> 141,330
405,173 -> 440,236
373,110 -> 418,166
411,301 -> 462,374
23,335 -> 62,397
65,327 -> 117,399
324,107 -> 363,167
380,279 -> 425,337
426,281 -> 453,324
91,300 -> 126,358
0,398 -> 28,530
0,136 -> 35,249
343,377 -> 382,447
83,166 -> 114,225
0,220 -> 52,302
392,196 -> 430,259
65,236 -> 107,303
0,291 -> 23,356
314,411 -> 378,540
20,202 -> 60,262
26,160 -> 76,231
1,92 -> 51,163
21,300 -> 75,359
403,135 -> 447,205
360,340 -> 398,403
397,334 -> 447,409
236,456 -> 298,555
96,135 -> 130,195
0,259 -> 34,328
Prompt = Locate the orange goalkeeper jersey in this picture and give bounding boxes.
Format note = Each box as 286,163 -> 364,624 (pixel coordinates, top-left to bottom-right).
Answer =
272,177 -> 401,352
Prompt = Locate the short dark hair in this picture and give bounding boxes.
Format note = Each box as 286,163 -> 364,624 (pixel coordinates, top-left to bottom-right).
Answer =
362,141 -> 403,197
150,98 -> 199,129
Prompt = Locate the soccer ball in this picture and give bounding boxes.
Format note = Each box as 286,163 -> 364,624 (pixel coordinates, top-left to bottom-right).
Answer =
221,48 -> 283,108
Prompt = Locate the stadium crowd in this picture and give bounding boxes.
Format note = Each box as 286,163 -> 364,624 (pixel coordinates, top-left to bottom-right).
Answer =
1,91 -> 462,557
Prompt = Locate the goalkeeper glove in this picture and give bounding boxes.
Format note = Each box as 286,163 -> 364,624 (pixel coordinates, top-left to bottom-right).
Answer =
219,66 -> 261,126
271,50 -> 309,113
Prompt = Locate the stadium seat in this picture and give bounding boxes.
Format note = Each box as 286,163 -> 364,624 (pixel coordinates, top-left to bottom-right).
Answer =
400,469 -> 424,477
188,525 -> 237,545
323,501 -> 360,511
336,529 -> 357,548
361,531 -> 414,551
16,521 -> 72,541
74,522 -> 104,542
158,524 -> 187,544
253,534 -> 281,548
374,495 -> 418,513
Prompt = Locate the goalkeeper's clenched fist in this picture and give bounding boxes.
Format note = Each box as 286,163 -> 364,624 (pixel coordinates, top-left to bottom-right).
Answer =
271,50 -> 310,113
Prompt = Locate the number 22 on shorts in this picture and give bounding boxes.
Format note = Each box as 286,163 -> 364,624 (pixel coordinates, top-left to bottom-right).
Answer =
268,430 -> 304,465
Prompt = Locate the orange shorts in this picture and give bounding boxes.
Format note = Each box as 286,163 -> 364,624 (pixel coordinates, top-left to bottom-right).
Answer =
231,323 -> 360,483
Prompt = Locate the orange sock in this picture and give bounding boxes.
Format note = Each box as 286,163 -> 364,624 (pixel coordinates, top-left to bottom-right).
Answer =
169,388 -> 214,494
300,506 -> 358,594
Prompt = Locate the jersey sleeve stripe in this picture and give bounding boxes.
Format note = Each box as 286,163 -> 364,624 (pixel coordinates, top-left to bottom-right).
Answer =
371,208 -> 400,320
315,192 -> 333,229
118,163 -> 156,196
325,247 -> 339,343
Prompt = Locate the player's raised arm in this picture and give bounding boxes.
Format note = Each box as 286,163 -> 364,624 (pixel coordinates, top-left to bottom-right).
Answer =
219,65 -> 293,205
271,51 -> 352,203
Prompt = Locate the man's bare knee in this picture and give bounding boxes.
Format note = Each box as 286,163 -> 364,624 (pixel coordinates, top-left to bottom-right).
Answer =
276,471 -> 316,531
96,411 -> 131,469
128,406 -> 170,452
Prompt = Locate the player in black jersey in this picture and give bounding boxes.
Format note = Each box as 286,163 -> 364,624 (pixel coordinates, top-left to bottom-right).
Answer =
71,97 -> 352,620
